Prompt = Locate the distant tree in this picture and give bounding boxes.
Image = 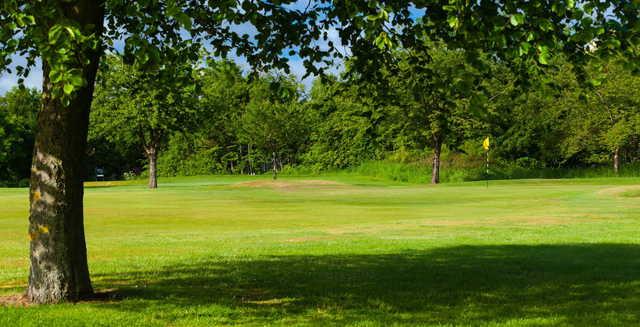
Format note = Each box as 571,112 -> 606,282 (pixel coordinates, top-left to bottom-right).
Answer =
191,61 -> 250,174
0,87 -> 39,184
563,58 -> 640,172
91,55 -> 198,188
304,78 -> 396,170
160,60 -> 256,176
395,43 -> 483,184
495,57 -> 583,168
239,76 -> 311,172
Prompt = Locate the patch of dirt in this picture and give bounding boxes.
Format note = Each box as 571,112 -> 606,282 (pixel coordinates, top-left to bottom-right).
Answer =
597,185 -> 640,197
232,179 -> 345,191
245,297 -> 296,306
0,290 -> 121,307
285,236 -> 336,243
0,294 -> 30,307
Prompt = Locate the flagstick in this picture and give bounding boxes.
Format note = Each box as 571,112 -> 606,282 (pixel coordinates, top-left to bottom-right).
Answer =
486,149 -> 489,188
483,136 -> 490,188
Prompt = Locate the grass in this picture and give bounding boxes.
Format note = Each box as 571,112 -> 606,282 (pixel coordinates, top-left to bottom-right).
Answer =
1,175 -> 640,326
295,160 -> 640,184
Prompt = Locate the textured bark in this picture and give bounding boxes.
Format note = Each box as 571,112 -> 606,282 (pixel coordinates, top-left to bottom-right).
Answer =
613,147 -> 620,174
431,138 -> 441,185
27,1 -> 104,304
146,145 -> 158,189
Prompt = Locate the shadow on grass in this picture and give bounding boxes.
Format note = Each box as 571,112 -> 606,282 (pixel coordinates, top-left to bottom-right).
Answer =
95,244 -> 640,325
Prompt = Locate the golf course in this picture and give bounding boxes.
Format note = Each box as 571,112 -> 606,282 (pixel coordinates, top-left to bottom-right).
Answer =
1,176 -> 639,326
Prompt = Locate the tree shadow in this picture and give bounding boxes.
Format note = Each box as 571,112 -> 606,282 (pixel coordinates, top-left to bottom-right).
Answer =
93,244 -> 640,325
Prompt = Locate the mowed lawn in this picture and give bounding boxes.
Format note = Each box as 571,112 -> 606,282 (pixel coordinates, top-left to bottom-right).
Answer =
1,176 -> 640,326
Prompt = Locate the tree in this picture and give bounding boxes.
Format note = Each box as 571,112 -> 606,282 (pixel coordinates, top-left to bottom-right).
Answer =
91,55 -> 197,189
239,76 -> 311,173
159,60 -> 251,176
495,57 -> 583,168
1,0 -> 636,303
304,78 -> 398,170
0,87 -> 39,185
395,43 -> 483,184
563,58 -> 640,172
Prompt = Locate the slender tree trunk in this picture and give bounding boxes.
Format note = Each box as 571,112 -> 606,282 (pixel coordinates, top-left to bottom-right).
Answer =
28,1 -> 104,304
146,145 -> 158,189
272,152 -> 278,180
248,144 -> 253,175
431,138 -> 442,185
613,147 -> 620,174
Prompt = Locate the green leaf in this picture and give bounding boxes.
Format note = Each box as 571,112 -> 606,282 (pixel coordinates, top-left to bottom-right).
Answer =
381,9 -> 388,21
68,69 -> 85,87
510,14 -> 524,26
64,26 -> 76,40
537,45 -> 550,65
48,25 -> 63,44
447,16 -> 459,29
374,32 -> 391,50
49,69 -> 64,83
176,12 -> 192,31
63,84 -> 74,95
442,5 -> 457,12
24,15 -> 35,25
366,14 -> 379,21
519,42 -> 531,56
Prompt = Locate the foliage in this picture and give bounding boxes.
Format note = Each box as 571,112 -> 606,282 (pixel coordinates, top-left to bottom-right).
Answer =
0,87 -> 38,185
302,78 -> 393,171
157,67 -> 313,177
90,54 -> 198,183
238,76 -> 313,171
562,58 -> 640,165
494,56 -> 583,167
2,1 -> 638,101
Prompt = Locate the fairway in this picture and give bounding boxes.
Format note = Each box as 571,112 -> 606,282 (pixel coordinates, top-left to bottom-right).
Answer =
1,176 -> 640,326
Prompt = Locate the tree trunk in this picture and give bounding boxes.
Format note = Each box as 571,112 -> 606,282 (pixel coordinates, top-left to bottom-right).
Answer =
431,138 -> 441,185
272,152 -> 278,180
146,145 -> 158,189
613,147 -> 620,174
28,1 -> 104,304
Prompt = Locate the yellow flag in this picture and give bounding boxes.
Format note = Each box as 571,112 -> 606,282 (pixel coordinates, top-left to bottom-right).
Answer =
483,137 -> 490,151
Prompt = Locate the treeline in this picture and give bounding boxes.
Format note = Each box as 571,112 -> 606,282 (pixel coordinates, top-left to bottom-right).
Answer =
1,50 -> 639,186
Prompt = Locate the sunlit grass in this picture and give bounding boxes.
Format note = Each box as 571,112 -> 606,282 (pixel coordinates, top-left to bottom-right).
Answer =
1,176 -> 640,326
